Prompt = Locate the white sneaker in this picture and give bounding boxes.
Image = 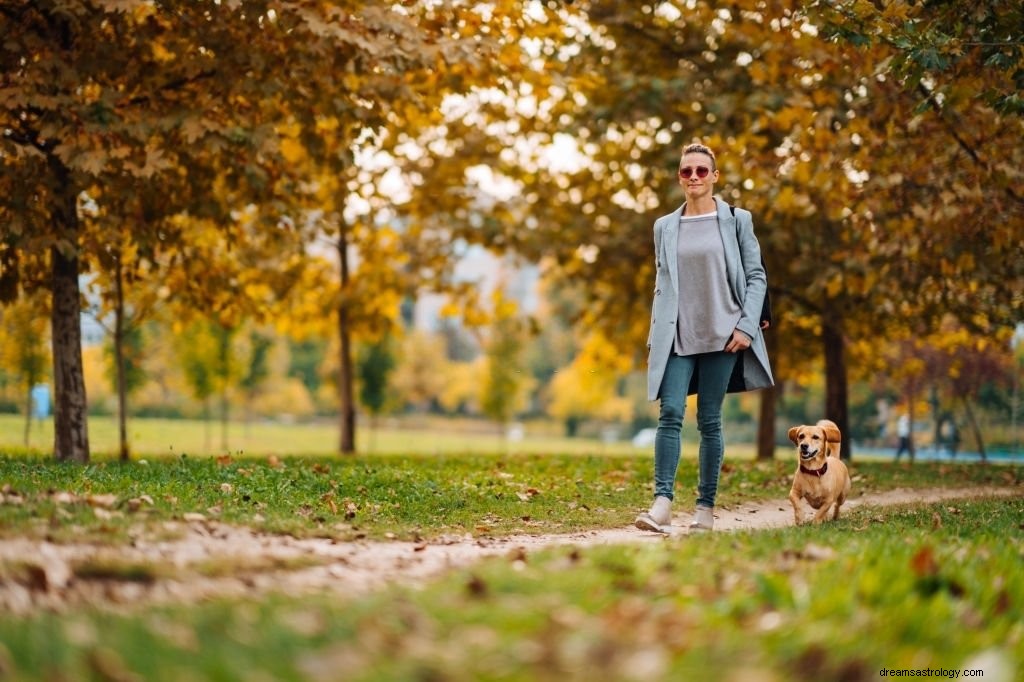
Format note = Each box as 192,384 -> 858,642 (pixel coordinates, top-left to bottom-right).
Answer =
635,496 -> 672,533
689,504 -> 714,532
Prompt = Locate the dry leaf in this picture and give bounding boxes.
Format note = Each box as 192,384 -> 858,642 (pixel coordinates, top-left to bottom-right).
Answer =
910,546 -> 938,578
216,455 -> 233,466
86,494 -> 118,509
267,455 -> 283,469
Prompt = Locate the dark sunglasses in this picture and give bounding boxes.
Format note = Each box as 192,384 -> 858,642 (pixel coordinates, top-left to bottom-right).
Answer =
679,166 -> 711,179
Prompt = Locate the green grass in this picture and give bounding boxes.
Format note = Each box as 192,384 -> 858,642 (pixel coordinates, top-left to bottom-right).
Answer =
0,497 -> 1020,681
0,413 -> 653,458
1,452 -> 1020,543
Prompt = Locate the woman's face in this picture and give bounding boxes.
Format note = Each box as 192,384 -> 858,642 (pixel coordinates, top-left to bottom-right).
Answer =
678,152 -> 719,201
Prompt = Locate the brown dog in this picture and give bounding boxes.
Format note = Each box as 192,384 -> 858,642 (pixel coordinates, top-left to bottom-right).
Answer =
787,419 -> 851,525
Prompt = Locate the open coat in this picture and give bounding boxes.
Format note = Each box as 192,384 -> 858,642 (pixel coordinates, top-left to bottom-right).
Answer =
645,197 -> 775,401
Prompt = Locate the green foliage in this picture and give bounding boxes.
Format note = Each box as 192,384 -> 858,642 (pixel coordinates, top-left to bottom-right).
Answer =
287,338 -> 327,401
481,313 -> 528,427
239,331 -> 273,395
102,322 -> 146,396
356,335 -> 396,417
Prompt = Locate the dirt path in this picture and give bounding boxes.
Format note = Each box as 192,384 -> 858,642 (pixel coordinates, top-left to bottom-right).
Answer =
1,486 -> 1019,615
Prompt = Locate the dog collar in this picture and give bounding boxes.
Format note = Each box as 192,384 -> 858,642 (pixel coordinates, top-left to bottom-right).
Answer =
800,461 -> 828,477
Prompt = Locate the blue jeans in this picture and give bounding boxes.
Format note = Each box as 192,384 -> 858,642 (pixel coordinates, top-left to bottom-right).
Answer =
654,351 -> 738,507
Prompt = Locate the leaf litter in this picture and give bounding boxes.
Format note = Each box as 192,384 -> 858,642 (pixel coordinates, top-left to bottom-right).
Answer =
0,485 -> 1017,615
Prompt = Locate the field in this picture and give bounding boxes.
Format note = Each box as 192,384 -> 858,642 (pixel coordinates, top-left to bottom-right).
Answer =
0,415 -> 1021,681
0,413 -> 651,459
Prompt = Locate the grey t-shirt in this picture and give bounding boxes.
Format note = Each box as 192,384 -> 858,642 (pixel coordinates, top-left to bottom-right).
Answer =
674,212 -> 742,356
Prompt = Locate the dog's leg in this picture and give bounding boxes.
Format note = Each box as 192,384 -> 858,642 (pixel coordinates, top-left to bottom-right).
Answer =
832,501 -> 842,520
789,489 -> 803,525
812,504 -> 831,524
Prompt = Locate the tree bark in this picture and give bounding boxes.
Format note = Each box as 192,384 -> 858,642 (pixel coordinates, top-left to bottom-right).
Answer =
337,229 -> 356,455
51,237 -> 90,462
961,397 -> 987,462
114,251 -> 130,461
822,320 -> 851,461
23,380 -> 33,447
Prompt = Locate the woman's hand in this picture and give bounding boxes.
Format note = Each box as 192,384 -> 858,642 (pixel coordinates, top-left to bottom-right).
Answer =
725,329 -> 751,353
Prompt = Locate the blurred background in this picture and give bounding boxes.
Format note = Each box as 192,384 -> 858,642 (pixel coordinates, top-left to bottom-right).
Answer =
1,1 -> 1021,461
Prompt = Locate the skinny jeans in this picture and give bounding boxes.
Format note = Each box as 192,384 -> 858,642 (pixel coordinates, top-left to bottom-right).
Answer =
654,351 -> 738,507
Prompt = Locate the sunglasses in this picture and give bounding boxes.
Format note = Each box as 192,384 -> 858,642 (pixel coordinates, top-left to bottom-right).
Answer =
679,166 -> 712,179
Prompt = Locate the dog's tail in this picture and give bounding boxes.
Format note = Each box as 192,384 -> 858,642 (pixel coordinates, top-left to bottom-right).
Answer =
816,419 -> 841,456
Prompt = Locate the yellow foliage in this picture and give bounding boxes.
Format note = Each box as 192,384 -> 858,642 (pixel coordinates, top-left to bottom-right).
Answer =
547,332 -> 632,422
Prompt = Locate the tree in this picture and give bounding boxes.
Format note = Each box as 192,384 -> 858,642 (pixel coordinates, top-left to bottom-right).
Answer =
357,334 -> 397,451
239,329 -> 274,430
917,320 -> 1016,460
402,0 -> 1022,460
1,1 -> 512,462
480,291 -> 532,437
0,293 -> 50,445
547,332 -> 633,437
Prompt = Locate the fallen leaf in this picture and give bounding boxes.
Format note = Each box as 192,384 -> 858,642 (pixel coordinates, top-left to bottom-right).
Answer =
267,455 -> 283,469
86,494 -> 118,509
910,546 -> 938,578
466,574 -> 488,597
219,483 -> 234,494
216,455 -> 233,466
801,543 -> 836,561
183,513 -> 206,522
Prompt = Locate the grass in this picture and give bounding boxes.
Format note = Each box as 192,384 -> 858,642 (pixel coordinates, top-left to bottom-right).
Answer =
0,413 -> 652,458
0,497 -> 1020,681
2,451 -> 1020,543
1,423 -> 1021,680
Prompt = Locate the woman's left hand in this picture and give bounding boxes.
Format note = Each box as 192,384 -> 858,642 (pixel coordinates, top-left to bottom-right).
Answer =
725,329 -> 751,353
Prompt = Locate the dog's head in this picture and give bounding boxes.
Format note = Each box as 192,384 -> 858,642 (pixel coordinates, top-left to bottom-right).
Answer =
787,419 -> 842,464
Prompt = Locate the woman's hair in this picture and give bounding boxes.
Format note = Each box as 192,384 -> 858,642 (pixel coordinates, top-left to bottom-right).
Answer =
680,143 -> 717,171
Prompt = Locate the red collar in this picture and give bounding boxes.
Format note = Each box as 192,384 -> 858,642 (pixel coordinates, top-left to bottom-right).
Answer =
800,461 -> 828,477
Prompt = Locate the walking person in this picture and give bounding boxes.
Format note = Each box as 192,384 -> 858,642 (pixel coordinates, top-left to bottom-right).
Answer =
635,143 -> 774,533
894,413 -> 911,461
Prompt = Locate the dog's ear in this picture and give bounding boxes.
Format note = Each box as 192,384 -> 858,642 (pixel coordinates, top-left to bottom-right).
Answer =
823,425 -> 841,444
788,426 -> 801,444
817,420 -> 841,444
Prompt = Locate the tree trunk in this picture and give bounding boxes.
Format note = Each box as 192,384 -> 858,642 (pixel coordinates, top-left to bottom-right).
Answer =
906,384 -> 917,463
114,252 -> 131,461
337,230 -> 356,454
50,168 -> 90,463
204,396 -> 212,453
822,320 -> 851,461
23,381 -> 33,447
961,397 -> 987,462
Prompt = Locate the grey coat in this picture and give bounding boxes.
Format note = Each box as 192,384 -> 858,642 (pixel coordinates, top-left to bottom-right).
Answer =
645,197 -> 775,401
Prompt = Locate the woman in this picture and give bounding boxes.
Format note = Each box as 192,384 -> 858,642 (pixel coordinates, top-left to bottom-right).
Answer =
635,142 -> 774,533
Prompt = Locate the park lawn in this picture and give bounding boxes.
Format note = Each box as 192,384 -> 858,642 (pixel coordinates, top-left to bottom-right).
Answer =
0,497 -> 1020,681
0,413 -> 649,458
0,451 -> 1020,543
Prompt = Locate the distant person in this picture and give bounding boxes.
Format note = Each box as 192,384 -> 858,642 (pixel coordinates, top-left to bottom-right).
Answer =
894,413 -> 911,461
635,142 -> 774,534
941,418 -> 961,458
